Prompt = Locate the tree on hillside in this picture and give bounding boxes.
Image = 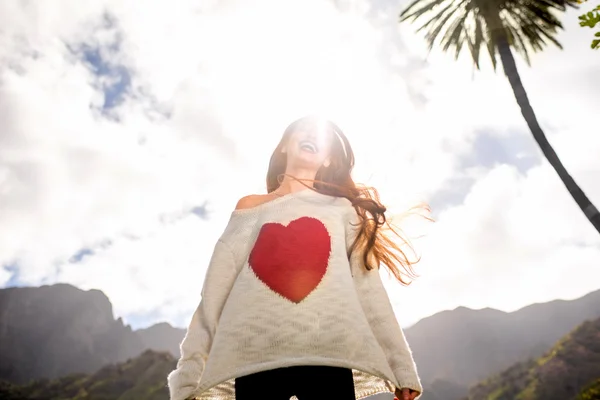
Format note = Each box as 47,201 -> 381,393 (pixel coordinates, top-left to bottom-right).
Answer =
576,378 -> 600,400
400,0 -> 600,237
578,0 -> 600,49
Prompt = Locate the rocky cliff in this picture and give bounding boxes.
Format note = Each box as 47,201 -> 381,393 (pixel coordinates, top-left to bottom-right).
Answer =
0,284 -> 174,383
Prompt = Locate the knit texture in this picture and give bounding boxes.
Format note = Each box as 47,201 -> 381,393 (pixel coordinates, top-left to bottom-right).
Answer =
167,189 -> 422,400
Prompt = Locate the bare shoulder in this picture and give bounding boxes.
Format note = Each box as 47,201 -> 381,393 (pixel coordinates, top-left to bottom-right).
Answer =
235,194 -> 273,210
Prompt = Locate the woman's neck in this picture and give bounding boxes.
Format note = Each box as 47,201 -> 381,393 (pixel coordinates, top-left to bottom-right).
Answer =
275,167 -> 318,195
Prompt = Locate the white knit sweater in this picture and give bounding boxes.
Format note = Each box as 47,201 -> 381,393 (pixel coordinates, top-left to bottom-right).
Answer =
167,189 -> 422,399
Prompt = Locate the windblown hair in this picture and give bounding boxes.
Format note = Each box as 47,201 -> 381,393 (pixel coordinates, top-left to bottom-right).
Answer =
266,116 -> 428,285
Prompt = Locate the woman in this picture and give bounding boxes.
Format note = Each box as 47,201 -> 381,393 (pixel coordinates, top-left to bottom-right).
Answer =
168,116 -> 423,400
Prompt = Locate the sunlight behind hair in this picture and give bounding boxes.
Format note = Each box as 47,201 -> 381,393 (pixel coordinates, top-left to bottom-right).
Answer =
182,0 -> 430,208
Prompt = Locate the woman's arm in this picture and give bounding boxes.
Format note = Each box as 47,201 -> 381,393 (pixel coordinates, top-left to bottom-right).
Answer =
346,211 -> 423,396
167,239 -> 238,400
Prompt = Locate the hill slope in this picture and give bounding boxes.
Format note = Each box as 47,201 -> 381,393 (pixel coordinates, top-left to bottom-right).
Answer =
466,317 -> 600,400
0,350 -> 175,400
406,289 -> 600,394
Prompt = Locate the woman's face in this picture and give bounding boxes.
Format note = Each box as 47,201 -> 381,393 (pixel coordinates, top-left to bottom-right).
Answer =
282,123 -> 334,170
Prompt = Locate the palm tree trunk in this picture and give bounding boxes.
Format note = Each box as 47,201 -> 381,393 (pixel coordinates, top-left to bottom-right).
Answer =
495,35 -> 600,236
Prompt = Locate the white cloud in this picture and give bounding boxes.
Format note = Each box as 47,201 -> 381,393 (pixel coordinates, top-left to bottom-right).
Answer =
384,4 -> 600,327
0,0 -> 599,332
394,138 -> 600,326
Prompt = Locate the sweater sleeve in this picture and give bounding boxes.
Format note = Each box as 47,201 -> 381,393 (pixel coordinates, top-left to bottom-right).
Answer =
346,210 -> 423,395
167,239 -> 238,400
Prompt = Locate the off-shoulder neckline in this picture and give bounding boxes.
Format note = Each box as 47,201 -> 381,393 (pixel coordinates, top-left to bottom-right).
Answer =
230,188 -> 318,216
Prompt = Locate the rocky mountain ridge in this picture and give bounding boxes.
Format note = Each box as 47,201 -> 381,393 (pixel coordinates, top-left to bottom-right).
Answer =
0,284 -> 183,383
1,283 -> 598,400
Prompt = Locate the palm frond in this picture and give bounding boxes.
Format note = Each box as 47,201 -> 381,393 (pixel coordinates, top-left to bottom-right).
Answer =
400,0 -> 448,22
505,23 -> 532,64
505,8 -> 562,50
423,1 -> 469,51
521,2 -> 564,28
440,12 -> 470,54
415,3 -> 456,33
513,8 -> 564,48
466,16 -> 485,68
398,0 -> 572,69
484,25 -> 499,70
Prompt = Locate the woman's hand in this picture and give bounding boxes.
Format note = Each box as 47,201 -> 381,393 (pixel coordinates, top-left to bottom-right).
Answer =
395,387 -> 420,400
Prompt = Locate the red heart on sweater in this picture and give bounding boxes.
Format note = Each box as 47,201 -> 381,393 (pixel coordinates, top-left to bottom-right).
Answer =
248,217 -> 331,303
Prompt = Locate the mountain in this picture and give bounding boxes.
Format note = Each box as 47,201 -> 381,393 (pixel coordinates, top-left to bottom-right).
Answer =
0,284 -> 183,384
1,282 -> 599,400
465,316 -> 600,400
0,350 -> 175,400
1,319 -> 598,400
137,322 -> 185,357
405,289 -> 600,399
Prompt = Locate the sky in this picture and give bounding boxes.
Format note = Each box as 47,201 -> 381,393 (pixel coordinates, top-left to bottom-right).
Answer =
0,0 -> 599,329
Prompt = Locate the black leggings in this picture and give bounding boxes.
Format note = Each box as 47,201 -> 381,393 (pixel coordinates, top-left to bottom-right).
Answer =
235,365 -> 356,400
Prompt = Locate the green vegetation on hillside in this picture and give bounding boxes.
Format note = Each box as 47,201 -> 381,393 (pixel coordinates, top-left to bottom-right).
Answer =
0,350 -> 175,400
576,378 -> 600,400
466,317 -> 600,400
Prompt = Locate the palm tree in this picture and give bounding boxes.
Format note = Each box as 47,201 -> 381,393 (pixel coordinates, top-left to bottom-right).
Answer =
400,0 -> 600,236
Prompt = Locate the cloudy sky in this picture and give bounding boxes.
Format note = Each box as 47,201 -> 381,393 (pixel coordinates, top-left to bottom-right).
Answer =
1,0 -> 599,329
